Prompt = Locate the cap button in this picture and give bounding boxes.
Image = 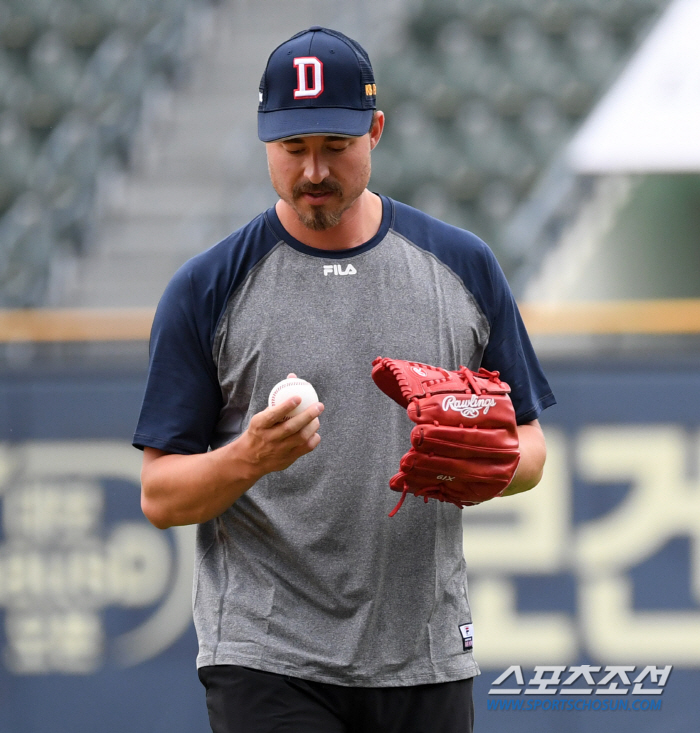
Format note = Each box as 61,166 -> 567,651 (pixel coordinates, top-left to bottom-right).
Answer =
308,26 -> 324,31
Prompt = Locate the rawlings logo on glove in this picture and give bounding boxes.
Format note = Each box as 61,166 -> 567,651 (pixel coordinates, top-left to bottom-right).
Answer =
442,394 -> 497,418
371,357 -> 521,516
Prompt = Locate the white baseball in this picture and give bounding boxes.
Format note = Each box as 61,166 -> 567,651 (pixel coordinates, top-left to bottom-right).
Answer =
268,378 -> 319,419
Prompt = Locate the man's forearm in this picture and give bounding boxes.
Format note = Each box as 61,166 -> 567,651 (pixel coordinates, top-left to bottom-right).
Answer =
502,419 -> 547,496
141,439 -> 262,529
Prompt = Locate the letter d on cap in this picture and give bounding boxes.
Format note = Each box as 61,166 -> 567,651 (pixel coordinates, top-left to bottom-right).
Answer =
294,57 -> 324,99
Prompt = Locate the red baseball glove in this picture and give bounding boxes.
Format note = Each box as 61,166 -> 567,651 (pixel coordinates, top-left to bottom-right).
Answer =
371,357 -> 520,516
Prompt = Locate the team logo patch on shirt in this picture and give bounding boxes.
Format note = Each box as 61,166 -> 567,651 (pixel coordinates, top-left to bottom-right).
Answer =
459,623 -> 474,652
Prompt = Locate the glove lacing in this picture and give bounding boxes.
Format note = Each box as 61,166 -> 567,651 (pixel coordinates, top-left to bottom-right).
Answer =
388,480 -> 479,517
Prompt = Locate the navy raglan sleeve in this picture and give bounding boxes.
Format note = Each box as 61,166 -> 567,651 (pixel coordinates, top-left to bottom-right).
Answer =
477,246 -> 555,424
133,264 -> 223,454
390,199 -> 555,424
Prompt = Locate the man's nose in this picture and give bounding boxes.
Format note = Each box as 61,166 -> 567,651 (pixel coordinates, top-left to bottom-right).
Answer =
303,152 -> 330,184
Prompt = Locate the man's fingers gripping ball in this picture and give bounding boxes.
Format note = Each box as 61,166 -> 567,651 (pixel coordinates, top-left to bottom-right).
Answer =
246,400 -> 323,476
266,377 -> 323,450
371,357 -> 520,516
268,378 -> 319,420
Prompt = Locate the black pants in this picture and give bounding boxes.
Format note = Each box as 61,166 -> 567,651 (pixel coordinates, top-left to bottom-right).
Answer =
199,665 -> 475,733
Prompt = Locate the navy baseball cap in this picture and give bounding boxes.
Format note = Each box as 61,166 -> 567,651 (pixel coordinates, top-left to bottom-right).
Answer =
258,27 -> 377,142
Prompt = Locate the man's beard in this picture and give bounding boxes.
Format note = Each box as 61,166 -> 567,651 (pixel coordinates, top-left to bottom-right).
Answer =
268,153 -> 372,232
290,180 -> 345,231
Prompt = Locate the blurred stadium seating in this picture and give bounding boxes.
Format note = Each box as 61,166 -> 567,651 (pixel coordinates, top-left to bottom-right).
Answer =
0,0 -> 217,306
371,0 -> 669,274
0,0 -> 675,306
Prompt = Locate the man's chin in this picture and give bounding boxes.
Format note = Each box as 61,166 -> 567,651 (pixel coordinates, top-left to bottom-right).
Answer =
294,204 -> 343,231
300,213 -> 342,231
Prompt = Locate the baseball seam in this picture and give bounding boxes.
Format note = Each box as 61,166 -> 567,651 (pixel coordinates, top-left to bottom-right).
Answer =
269,380 -> 309,406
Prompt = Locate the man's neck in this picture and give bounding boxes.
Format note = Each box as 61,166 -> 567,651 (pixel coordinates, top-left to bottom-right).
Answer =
275,190 -> 383,251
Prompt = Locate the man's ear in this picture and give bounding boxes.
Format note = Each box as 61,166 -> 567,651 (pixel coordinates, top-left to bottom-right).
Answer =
369,111 -> 385,150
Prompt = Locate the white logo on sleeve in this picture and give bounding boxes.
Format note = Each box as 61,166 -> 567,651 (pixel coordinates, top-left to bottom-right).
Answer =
323,264 -> 357,276
294,57 -> 324,99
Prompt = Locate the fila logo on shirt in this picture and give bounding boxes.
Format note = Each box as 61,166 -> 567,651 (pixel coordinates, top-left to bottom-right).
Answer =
294,57 -> 324,99
323,264 -> 357,276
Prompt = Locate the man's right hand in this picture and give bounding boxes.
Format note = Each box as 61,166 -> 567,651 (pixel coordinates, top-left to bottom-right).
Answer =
238,397 -> 324,479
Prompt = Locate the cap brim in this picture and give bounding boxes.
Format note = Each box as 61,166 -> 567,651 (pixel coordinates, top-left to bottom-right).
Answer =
258,107 -> 374,142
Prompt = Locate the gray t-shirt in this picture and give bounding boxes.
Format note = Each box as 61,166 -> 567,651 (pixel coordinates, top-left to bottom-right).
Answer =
134,197 -> 555,686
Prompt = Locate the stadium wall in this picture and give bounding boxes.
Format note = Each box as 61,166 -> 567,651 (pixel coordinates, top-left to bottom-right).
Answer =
0,308 -> 698,733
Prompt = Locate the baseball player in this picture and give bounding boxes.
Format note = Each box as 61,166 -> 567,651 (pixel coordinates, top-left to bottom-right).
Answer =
134,27 -> 555,733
